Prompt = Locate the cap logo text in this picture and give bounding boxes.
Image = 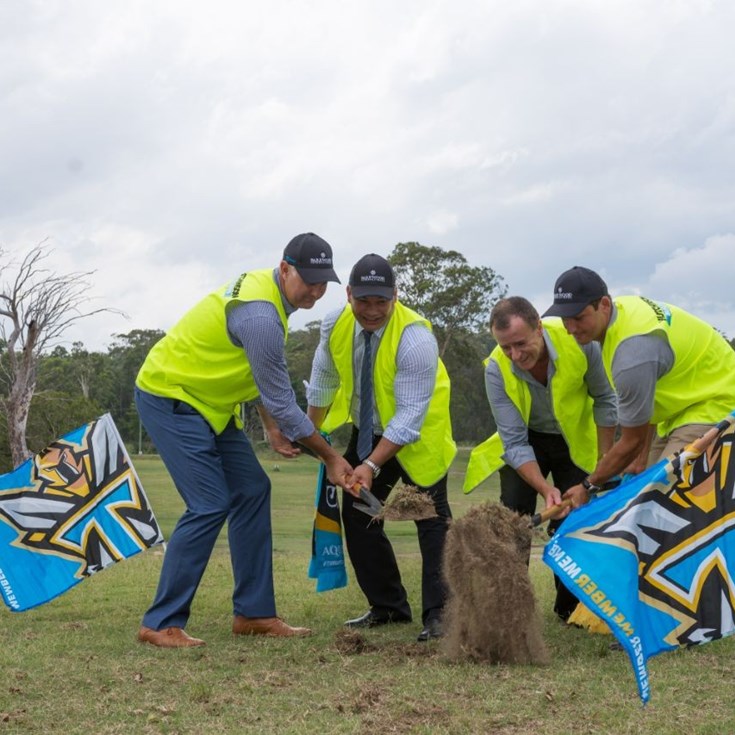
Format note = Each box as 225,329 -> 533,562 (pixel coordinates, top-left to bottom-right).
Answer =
361,269 -> 386,283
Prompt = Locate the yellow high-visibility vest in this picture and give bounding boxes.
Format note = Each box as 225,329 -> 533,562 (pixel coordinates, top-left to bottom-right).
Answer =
137,269 -> 287,433
602,296 -> 735,436
321,302 -> 456,486
464,319 -> 598,493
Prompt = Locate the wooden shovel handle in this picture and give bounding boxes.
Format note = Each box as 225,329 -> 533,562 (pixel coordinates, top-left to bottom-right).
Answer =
529,498 -> 574,528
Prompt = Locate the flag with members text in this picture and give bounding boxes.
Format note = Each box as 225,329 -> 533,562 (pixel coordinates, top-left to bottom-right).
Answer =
0,414 -> 163,612
544,412 -> 735,703
308,458 -> 348,592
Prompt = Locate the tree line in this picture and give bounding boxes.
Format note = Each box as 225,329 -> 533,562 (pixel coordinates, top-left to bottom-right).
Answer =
7,240 -> 733,475
0,242 -> 503,473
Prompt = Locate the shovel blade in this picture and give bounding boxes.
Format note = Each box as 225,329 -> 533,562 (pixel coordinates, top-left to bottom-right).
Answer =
354,486 -> 383,517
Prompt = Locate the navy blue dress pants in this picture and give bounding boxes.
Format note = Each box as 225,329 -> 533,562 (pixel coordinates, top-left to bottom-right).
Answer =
136,388 -> 275,630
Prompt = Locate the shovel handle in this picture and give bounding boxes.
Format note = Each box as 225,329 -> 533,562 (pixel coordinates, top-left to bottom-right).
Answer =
529,498 -> 574,528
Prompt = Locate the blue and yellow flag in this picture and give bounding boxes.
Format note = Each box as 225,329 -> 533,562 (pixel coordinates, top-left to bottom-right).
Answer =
544,412 -> 735,703
0,414 -> 163,612
308,459 -> 348,592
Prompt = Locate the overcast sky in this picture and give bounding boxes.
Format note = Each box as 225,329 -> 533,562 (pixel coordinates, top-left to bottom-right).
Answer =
3,0 -> 735,351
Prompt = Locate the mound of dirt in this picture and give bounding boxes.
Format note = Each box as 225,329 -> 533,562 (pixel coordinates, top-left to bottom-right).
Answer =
377,483 -> 438,522
440,502 -> 549,665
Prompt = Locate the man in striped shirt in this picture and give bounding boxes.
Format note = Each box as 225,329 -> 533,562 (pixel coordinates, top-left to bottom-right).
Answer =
307,254 -> 456,642
135,233 -> 354,648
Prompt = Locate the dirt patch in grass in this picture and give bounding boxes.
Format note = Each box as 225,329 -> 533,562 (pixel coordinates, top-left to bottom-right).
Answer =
335,685 -> 383,715
333,629 -> 377,655
332,630 -> 440,661
377,483 -> 438,522
441,502 -> 549,665
0,709 -> 28,728
383,643 -> 438,660
351,685 -> 382,713
358,700 -> 450,733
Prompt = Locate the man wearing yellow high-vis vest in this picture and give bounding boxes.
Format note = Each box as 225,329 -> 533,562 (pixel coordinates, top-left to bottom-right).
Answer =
307,254 -> 456,642
544,265 -> 735,510
134,233 -> 354,648
464,296 -> 617,620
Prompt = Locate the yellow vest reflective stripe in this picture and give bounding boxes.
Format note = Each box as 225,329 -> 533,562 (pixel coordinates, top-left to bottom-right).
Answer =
136,269 -> 288,433
463,319 -> 598,493
321,302 -> 456,486
603,296 -> 735,436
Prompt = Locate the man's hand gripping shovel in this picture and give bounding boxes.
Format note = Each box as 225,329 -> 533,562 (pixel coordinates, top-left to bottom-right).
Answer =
528,478 -> 621,528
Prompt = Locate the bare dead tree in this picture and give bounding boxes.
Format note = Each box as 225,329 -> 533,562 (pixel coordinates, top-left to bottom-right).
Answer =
0,241 -> 119,467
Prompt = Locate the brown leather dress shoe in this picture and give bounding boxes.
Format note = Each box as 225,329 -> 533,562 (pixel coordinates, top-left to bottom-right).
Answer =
232,616 -> 312,637
137,626 -> 206,648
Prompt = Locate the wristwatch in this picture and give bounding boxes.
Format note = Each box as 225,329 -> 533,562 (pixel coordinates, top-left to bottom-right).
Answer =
582,477 -> 602,493
362,458 -> 381,478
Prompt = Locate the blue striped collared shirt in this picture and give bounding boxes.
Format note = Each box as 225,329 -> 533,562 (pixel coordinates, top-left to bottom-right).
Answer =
226,269 -> 315,442
307,307 -> 439,446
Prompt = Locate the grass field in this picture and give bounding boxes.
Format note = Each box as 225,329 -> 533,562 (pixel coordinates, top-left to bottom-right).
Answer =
1,448 -> 733,734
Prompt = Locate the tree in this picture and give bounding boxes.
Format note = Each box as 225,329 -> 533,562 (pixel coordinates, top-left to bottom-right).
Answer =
440,331 -> 497,442
385,242 -> 508,444
387,242 -> 506,357
24,390 -> 104,456
38,342 -> 117,406
106,329 -> 165,444
0,242 -> 117,467
284,320 -> 322,408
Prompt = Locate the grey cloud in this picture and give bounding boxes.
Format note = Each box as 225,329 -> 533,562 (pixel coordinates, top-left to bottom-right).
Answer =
3,0 -> 735,348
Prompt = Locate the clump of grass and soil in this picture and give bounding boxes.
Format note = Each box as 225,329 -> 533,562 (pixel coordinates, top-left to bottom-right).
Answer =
377,482 -> 438,521
442,502 -> 549,665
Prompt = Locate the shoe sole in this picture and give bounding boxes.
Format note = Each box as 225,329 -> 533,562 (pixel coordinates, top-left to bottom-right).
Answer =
137,637 -> 205,648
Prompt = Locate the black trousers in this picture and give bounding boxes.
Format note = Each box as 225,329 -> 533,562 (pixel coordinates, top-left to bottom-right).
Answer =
498,429 -> 585,621
342,427 -> 452,624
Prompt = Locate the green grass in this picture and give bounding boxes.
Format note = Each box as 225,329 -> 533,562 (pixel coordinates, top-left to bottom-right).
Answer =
1,448 -> 733,734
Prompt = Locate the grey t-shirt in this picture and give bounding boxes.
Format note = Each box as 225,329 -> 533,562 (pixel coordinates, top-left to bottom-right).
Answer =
611,333 -> 674,427
605,301 -> 675,427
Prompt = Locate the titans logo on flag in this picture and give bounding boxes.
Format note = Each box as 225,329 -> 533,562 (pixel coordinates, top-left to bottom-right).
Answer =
0,414 -> 163,611
545,413 -> 735,702
569,424 -> 735,648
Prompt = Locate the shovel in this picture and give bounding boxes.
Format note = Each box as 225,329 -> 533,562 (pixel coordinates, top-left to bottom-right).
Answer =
352,485 -> 384,517
528,477 -> 622,528
293,442 -> 384,517
529,498 -> 574,528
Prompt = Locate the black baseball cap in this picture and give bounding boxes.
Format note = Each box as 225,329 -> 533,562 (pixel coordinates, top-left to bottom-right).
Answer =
349,253 -> 395,300
283,233 -> 340,284
543,266 -> 609,318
